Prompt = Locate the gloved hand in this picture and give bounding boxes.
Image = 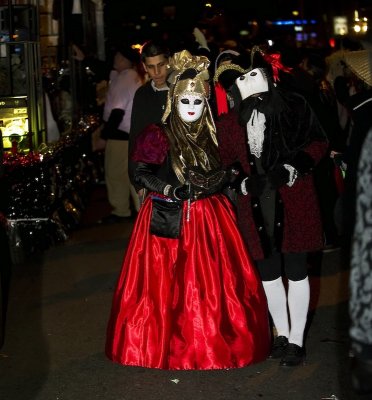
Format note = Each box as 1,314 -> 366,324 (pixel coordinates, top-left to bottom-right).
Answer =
226,162 -> 244,181
267,166 -> 290,190
242,174 -> 268,196
225,162 -> 245,190
173,184 -> 192,201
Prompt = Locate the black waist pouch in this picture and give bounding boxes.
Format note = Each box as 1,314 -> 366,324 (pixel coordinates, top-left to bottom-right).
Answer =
150,198 -> 182,239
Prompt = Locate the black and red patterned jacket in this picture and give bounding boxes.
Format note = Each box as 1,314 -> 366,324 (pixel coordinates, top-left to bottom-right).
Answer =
216,108 -> 328,260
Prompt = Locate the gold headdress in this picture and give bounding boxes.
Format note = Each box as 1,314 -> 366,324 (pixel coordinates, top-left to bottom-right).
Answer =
213,63 -> 246,83
213,63 -> 247,116
162,50 -> 210,123
161,50 -> 220,184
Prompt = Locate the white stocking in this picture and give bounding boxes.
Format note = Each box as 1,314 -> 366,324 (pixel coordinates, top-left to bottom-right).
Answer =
262,277 -> 289,338
287,277 -> 310,347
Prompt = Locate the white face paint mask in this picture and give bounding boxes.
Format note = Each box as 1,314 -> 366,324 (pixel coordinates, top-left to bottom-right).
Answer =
236,68 -> 269,100
177,94 -> 204,123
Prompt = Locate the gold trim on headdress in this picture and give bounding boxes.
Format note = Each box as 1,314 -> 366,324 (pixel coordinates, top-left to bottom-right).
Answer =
213,63 -> 246,83
162,50 -> 210,123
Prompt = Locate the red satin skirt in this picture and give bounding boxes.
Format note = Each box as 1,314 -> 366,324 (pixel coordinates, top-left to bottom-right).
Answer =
105,194 -> 270,370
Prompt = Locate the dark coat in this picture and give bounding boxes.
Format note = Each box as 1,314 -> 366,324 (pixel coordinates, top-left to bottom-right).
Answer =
129,81 -> 169,190
216,110 -> 327,260
341,89 -> 372,240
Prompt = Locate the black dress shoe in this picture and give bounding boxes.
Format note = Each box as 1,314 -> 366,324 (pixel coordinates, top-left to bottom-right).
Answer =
351,356 -> 372,395
268,335 -> 289,359
97,214 -> 130,224
279,343 -> 306,367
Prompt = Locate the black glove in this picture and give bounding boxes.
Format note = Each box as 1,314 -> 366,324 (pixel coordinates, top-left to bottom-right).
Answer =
290,151 -> 314,175
351,355 -> 372,395
267,166 -> 290,190
225,162 -> 245,191
226,162 -> 244,184
242,174 -> 268,196
225,162 -> 267,197
134,162 -> 169,194
173,184 -> 192,200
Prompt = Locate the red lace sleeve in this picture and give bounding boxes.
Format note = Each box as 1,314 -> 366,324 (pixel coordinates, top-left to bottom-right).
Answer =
131,124 -> 169,164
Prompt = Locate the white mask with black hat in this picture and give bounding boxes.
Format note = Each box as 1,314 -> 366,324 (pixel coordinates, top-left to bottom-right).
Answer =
236,68 -> 269,99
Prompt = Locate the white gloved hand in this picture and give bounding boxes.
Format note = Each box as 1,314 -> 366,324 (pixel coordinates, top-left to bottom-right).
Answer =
193,27 -> 210,51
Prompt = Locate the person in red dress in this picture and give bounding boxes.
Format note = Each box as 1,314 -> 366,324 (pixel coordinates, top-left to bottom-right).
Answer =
105,50 -> 270,370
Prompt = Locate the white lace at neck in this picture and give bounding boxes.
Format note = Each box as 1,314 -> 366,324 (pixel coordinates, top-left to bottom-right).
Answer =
247,109 -> 266,158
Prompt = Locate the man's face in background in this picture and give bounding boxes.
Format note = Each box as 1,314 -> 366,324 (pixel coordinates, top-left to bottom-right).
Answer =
143,54 -> 169,89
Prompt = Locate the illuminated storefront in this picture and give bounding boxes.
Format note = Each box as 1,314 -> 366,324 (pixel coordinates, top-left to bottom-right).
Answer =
0,1 -> 103,264
0,1 -> 45,154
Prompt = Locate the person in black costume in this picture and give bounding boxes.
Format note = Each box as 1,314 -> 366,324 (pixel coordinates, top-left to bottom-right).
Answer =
216,47 -> 328,367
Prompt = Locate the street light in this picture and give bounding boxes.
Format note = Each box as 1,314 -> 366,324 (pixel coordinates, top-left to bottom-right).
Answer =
353,10 -> 368,35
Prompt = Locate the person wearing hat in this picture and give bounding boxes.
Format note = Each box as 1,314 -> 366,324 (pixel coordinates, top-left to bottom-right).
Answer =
332,49 -> 372,255
216,48 -> 328,367
211,50 -> 250,204
212,49 -> 250,117
98,45 -> 144,224
330,50 -> 372,393
105,49 -> 270,370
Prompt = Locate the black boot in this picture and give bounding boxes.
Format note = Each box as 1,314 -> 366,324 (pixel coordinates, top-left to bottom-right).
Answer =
268,336 -> 288,359
279,343 -> 306,366
351,356 -> 372,395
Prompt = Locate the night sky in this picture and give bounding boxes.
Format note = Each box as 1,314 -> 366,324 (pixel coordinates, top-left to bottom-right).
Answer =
103,0 -> 366,51
103,0 -> 355,21
103,1 -> 273,47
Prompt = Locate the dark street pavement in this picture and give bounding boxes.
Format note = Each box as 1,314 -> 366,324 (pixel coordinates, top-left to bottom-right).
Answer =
0,184 -> 368,400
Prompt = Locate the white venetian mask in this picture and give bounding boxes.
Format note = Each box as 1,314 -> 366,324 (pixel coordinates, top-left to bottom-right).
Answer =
236,68 -> 269,100
177,94 -> 204,123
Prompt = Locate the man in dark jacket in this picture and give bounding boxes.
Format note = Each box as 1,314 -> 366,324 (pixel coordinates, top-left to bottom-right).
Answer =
129,40 -> 170,196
